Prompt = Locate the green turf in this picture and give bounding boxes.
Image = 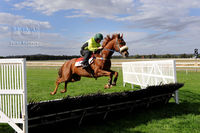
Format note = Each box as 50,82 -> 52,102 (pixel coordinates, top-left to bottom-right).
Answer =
26,67 -> 135,101
1,68 -> 200,133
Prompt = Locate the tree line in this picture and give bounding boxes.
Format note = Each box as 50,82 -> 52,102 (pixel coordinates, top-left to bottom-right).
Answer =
110,53 -> 198,59
0,54 -> 80,60
0,53 -> 198,61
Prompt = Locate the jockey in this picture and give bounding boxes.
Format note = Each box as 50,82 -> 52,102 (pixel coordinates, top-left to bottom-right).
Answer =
80,33 -> 103,69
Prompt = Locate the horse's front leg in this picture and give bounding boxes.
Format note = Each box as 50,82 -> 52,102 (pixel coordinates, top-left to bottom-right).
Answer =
95,69 -> 113,89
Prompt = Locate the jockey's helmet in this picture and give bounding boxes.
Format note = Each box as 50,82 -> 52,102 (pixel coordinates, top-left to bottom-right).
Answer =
94,33 -> 103,41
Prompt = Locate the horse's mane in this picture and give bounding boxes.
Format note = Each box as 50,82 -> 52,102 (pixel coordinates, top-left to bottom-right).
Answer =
102,34 -> 119,48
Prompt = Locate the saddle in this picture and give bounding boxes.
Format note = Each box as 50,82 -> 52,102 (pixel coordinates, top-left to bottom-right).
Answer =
75,57 -> 94,67
75,56 -> 97,79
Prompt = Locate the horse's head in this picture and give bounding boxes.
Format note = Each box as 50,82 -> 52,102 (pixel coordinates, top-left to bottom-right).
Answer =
113,33 -> 129,58
102,33 -> 129,58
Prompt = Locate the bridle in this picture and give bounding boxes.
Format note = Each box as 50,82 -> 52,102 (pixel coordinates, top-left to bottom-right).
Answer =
115,37 -> 121,52
102,37 -> 128,53
96,37 -> 128,60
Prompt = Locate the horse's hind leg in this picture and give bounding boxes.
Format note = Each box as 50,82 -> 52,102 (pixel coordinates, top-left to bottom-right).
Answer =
51,77 -> 66,95
60,81 -> 68,93
60,74 -> 81,93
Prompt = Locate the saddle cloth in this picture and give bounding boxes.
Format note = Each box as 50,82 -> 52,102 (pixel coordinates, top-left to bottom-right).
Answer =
75,57 -> 94,67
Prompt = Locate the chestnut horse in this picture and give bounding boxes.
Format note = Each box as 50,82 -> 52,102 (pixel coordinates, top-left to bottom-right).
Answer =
51,33 -> 129,95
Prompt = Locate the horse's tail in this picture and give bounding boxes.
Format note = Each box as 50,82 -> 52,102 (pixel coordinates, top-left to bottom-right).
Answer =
58,65 -> 63,78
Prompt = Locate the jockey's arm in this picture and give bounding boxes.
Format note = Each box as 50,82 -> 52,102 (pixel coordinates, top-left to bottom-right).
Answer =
98,46 -> 103,50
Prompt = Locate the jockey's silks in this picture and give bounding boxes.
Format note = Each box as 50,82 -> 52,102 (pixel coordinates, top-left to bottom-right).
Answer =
84,37 -> 101,52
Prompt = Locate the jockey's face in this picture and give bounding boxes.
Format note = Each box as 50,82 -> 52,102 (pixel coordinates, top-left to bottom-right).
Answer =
96,39 -> 101,43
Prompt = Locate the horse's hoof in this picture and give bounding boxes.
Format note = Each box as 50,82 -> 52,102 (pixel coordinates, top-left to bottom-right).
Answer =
60,90 -> 67,93
104,84 -> 112,89
112,83 -> 116,86
50,92 -> 56,95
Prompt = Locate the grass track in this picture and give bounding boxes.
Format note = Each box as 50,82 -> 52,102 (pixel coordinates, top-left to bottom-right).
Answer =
0,67 -> 200,133
26,67 -> 135,101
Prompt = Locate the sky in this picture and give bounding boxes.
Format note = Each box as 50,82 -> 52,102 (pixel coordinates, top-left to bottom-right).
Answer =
0,0 -> 200,56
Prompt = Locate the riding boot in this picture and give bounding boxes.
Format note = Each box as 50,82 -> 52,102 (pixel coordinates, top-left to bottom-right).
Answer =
81,50 -> 92,68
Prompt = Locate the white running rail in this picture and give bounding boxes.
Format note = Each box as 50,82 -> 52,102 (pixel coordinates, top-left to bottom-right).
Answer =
0,58 -> 28,133
122,60 -> 179,104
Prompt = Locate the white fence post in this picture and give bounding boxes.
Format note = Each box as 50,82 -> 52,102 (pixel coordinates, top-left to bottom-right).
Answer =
122,60 -> 179,104
173,60 -> 179,104
0,58 -> 28,133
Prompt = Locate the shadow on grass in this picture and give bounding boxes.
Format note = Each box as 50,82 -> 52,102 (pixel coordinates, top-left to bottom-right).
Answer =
73,103 -> 200,133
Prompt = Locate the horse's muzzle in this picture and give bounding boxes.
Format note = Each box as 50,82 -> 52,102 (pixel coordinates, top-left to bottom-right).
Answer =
120,46 -> 129,58
121,51 -> 129,58
120,46 -> 128,53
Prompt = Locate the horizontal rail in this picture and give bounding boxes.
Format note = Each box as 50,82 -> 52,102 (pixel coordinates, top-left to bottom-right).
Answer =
0,119 -> 23,124
0,90 -> 24,95
176,66 -> 200,68
0,59 -> 24,64
123,72 -> 174,79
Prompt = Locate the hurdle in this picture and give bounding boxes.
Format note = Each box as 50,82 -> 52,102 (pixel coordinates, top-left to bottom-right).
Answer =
122,60 -> 179,104
0,59 -> 28,133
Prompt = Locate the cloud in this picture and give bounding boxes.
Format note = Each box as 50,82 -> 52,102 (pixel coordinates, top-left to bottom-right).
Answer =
118,1 -> 200,28
0,12 -> 51,29
13,0 -> 200,32
0,26 -> 9,33
65,14 -> 87,18
14,0 -> 134,18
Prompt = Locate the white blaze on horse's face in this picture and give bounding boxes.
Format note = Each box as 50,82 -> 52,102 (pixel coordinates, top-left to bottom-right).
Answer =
120,46 -> 128,53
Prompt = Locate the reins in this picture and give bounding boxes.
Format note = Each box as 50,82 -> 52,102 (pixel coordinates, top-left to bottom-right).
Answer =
102,48 -> 115,52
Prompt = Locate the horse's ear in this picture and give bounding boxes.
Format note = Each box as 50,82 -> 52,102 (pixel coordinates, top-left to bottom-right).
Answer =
107,35 -> 110,40
118,33 -> 120,38
121,33 -> 123,38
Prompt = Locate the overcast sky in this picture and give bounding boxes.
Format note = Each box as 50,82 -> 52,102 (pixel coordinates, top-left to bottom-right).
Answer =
0,0 -> 200,56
